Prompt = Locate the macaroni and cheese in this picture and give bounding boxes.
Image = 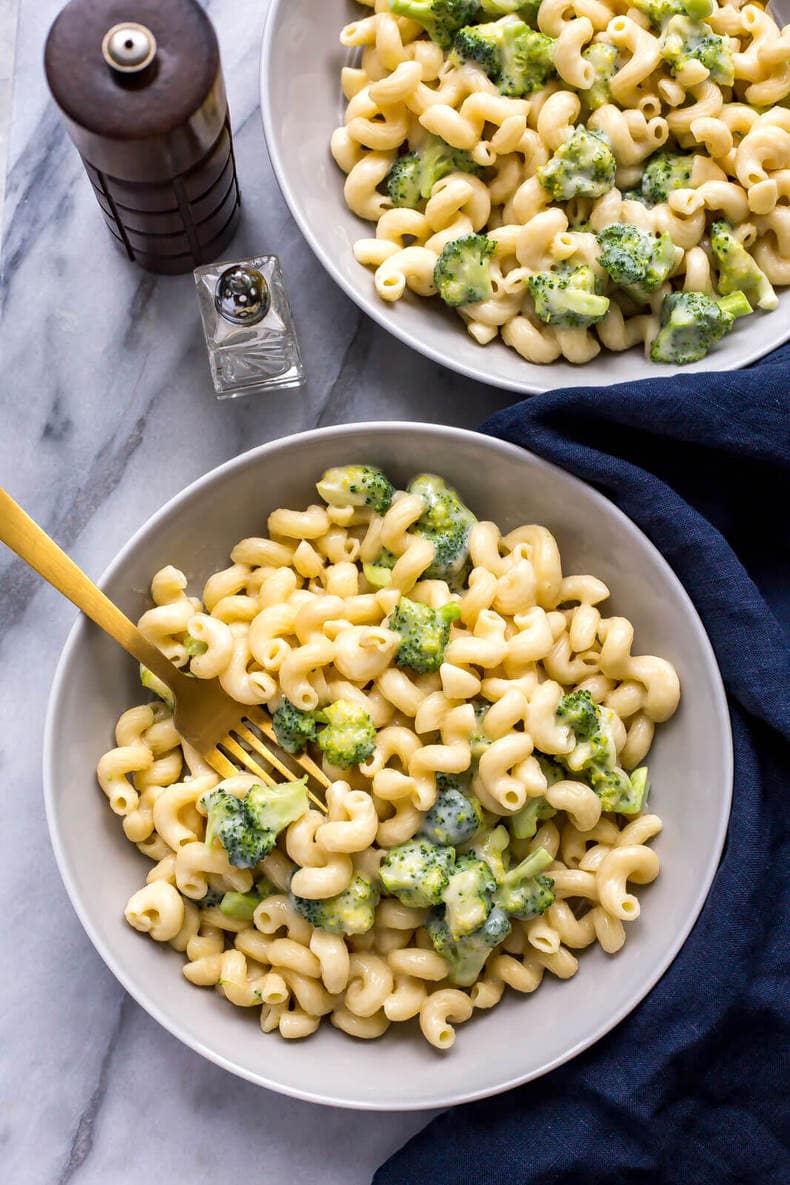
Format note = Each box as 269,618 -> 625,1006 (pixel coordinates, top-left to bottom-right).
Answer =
101,466 -> 680,1049
331,0 -> 790,366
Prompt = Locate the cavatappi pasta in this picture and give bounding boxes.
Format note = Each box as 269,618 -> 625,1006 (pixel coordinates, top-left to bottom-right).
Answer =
331,0 -> 790,367
102,465 -> 680,1050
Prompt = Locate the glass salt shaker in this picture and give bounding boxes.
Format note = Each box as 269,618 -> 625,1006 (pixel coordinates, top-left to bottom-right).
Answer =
194,256 -> 305,398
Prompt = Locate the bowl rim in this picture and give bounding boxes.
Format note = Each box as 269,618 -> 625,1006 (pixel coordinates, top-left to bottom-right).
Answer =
259,0 -> 790,394
42,421 -> 733,1110
257,0 -> 548,396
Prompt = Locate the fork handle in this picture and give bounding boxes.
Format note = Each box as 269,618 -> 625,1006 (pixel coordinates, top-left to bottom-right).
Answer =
0,488 -> 188,692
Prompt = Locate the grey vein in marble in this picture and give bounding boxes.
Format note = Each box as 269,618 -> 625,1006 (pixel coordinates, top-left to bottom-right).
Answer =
0,2 -> 516,1182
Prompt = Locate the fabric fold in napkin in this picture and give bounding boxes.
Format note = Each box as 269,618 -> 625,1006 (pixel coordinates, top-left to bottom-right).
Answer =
374,350 -> 790,1185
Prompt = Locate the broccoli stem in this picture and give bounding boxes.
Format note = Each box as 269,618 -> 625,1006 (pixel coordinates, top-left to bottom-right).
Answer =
500,845 -> 553,887
718,291 -> 752,320
219,891 -> 260,922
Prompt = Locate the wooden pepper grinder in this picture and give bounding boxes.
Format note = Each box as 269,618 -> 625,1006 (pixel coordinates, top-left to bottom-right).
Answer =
45,0 -> 241,275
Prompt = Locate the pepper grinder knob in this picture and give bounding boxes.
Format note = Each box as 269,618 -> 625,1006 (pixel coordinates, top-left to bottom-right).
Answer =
102,22 -> 157,73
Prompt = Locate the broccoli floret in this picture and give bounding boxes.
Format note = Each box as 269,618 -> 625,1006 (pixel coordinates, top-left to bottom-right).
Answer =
316,699 -> 377,769
380,838 -> 456,907
493,845 -> 555,919
710,221 -> 778,311
390,0 -> 480,49
290,872 -> 380,935
495,25 -> 554,97
613,766 -> 650,814
469,698 -> 492,760
556,688 -> 601,745
500,872 -> 555,919
421,781 -> 484,846
538,126 -> 616,201
272,697 -> 318,755
316,464 -> 395,514
385,135 -> 482,209
479,0 -> 536,14
433,233 -> 495,307
660,15 -> 734,84
426,905 -> 511,985
384,155 -> 423,210
460,824 -> 510,882
453,21 -> 505,77
536,752 -> 566,787
443,852 -> 497,938
649,289 -> 752,365
597,224 -> 675,302
688,32 -> 732,84
453,16 -> 556,96
203,788 -> 264,869
362,548 -> 398,589
200,886 -> 225,908
388,596 -> 461,674
632,0 -> 714,25
509,795 -> 557,840
476,0 -> 543,24
202,779 -> 308,869
408,473 -> 477,583
587,763 -> 637,811
638,151 -> 692,207
216,876 -> 275,919
245,780 -> 310,836
586,765 -> 650,815
528,265 -> 610,328
553,690 -> 654,814
139,664 -> 174,711
557,688 -> 623,788
580,43 -> 619,112
481,0 -> 542,22
436,771 -> 471,793
411,472 -> 471,531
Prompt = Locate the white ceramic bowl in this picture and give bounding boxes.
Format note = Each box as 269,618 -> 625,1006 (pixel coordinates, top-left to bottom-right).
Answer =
44,423 -> 731,1109
260,0 -> 790,393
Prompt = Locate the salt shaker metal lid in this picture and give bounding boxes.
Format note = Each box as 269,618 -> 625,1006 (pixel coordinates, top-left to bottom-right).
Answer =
215,265 -> 271,326
44,0 -> 227,183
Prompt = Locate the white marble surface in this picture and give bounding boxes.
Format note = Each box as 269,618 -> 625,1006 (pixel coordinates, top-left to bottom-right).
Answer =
0,0 -> 18,226
0,2 -> 516,1182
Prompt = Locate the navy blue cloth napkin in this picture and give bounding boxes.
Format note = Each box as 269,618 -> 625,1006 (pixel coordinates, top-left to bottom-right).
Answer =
375,351 -> 790,1185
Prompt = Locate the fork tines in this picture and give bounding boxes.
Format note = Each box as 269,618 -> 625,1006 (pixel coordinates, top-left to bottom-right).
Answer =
206,708 -> 329,812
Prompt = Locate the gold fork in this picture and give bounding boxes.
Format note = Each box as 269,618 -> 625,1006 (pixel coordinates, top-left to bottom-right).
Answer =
0,489 -> 329,810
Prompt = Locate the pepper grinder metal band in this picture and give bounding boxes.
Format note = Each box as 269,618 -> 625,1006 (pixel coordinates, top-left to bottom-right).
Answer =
45,0 -> 241,275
